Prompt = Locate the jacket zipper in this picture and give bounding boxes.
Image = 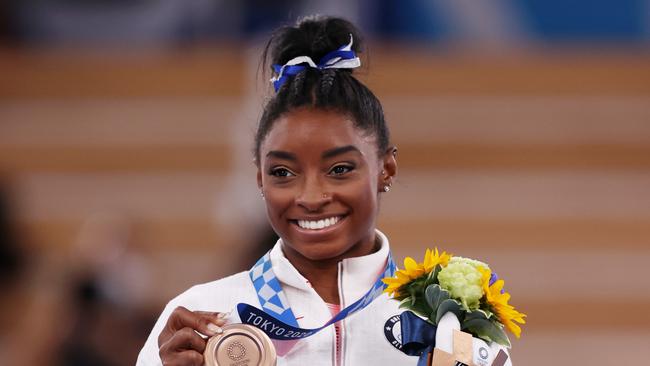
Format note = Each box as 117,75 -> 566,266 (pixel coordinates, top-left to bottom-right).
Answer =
335,261 -> 346,366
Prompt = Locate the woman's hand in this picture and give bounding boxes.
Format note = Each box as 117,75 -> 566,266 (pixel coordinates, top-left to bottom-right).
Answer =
158,306 -> 226,366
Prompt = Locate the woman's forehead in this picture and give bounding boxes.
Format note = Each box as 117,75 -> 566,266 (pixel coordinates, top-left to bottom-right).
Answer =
261,109 -> 377,156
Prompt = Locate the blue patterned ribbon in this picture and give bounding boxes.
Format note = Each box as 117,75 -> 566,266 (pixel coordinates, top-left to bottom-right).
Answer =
237,251 -> 396,341
270,34 -> 361,92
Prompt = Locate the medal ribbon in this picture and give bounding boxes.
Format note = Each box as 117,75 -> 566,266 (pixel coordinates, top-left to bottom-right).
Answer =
237,251 -> 396,340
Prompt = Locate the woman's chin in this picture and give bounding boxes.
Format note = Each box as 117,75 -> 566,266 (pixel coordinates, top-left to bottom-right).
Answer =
283,239 -> 352,263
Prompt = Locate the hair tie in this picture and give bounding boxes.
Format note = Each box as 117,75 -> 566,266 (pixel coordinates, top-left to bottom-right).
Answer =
270,34 -> 361,92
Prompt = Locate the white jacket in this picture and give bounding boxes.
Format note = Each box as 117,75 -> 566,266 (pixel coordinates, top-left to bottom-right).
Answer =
137,231 -> 417,365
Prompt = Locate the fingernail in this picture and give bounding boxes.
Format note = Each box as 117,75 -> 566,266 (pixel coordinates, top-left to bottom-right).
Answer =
208,323 -> 223,335
217,311 -> 230,319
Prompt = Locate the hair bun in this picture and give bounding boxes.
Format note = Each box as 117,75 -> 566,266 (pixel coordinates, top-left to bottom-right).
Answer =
266,16 -> 363,72
255,16 -> 388,164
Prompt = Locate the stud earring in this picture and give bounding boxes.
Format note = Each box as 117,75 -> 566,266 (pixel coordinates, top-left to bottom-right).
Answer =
383,185 -> 390,192
260,191 -> 265,200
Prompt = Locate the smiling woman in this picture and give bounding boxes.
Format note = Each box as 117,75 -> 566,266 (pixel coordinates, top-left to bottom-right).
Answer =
136,16 -> 509,366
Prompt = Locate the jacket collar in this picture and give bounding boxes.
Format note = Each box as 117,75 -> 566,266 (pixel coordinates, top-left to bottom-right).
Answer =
269,230 -> 391,304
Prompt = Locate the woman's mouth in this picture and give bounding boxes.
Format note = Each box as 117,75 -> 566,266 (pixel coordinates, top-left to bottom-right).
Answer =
294,216 -> 343,230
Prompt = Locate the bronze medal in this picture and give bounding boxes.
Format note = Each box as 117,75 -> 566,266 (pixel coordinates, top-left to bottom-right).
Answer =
204,324 -> 277,366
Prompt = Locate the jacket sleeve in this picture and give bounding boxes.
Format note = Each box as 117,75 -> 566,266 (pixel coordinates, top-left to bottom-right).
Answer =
136,300 -> 178,366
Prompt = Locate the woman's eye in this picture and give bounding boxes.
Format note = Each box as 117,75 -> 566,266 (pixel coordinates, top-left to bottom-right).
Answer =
270,168 -> 294,177
329,165 -> 354,176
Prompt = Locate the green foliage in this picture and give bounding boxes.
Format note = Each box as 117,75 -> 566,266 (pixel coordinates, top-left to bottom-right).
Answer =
435,298 -> 462,324
394,263 -> 513,346
462,311 -> 511,347
424,284 -> 449,311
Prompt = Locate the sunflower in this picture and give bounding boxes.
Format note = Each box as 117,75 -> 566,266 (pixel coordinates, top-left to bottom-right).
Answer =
382,248 -> 451,297
479,266 -> 527,338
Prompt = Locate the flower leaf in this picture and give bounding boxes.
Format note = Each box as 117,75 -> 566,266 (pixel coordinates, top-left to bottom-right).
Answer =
411,300 -> 434,318
408,286 -> 418,307
465,309 -> 490,322
424,284 -> 449,311
426,264 -> 442,285
480,307 -> 494,320
462,317 -> 511,347
398,296 -> 432,318
435,298 -> 463,324
398,297 -> 412,309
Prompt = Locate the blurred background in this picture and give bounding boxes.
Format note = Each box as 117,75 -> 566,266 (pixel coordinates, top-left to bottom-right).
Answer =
1,1 -> 649,365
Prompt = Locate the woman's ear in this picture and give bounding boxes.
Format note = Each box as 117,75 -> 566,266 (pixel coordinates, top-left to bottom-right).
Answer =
379,146 -> 398,192
257,169 -> 266,200
257,169 -> 263,191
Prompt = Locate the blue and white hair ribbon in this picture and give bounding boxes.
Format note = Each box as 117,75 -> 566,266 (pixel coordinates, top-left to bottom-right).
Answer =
270,34 -> 361,92
238,250 -> 396,341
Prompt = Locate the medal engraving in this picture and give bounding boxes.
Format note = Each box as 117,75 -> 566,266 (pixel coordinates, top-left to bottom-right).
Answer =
227,341 -> 246,361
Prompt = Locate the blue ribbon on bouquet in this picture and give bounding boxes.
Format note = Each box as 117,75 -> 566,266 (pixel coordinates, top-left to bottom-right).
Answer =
236,250 -> 396,341
399,311 -> 439,366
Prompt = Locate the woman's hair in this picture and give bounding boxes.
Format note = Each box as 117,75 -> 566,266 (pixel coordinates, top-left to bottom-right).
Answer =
254,15 -> 389,163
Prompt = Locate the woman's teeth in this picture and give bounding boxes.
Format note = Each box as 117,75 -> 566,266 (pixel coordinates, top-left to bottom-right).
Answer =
297,216 -> 340,230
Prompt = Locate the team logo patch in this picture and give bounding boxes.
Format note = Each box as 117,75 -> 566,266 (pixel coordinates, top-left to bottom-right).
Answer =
383,315 -> 403,350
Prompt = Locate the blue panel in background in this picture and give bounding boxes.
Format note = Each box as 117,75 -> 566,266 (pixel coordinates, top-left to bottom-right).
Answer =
520,0 -> 647,41
374,0 -> 446,41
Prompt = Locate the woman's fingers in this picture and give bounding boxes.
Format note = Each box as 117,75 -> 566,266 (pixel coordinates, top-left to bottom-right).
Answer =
159,306 -> 225,346
161,327 -> 208,354
158,306 -> 228,364
171,307 -> 224,337
159,327 -> 207,365
161,349 -> 204,366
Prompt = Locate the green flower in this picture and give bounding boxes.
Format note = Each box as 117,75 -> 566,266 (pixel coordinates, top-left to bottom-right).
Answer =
449,256 -> 489,269
437,258 -> 485,311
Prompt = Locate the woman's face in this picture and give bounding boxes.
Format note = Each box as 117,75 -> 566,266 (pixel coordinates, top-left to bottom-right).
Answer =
258,108 -> 395,263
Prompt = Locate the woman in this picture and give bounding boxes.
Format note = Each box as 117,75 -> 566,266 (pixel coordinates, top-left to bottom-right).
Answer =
137,16 -> 510,366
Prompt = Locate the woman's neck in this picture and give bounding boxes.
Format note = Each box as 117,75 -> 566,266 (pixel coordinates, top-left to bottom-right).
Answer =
293,259 -> 341,304
281,235 -> 381,304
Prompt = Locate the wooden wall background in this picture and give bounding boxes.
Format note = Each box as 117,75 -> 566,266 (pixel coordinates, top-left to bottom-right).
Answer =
1,47 -> 649,365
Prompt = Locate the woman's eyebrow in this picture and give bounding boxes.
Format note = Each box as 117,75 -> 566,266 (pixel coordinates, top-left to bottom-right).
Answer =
266,150 -> 297,161
322,145 -> 361,159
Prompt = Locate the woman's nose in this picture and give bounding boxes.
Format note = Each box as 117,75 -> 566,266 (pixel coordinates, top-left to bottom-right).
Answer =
295,177 -> 332,212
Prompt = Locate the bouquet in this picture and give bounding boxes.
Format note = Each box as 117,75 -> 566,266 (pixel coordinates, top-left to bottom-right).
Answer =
382,248 -> 526,348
